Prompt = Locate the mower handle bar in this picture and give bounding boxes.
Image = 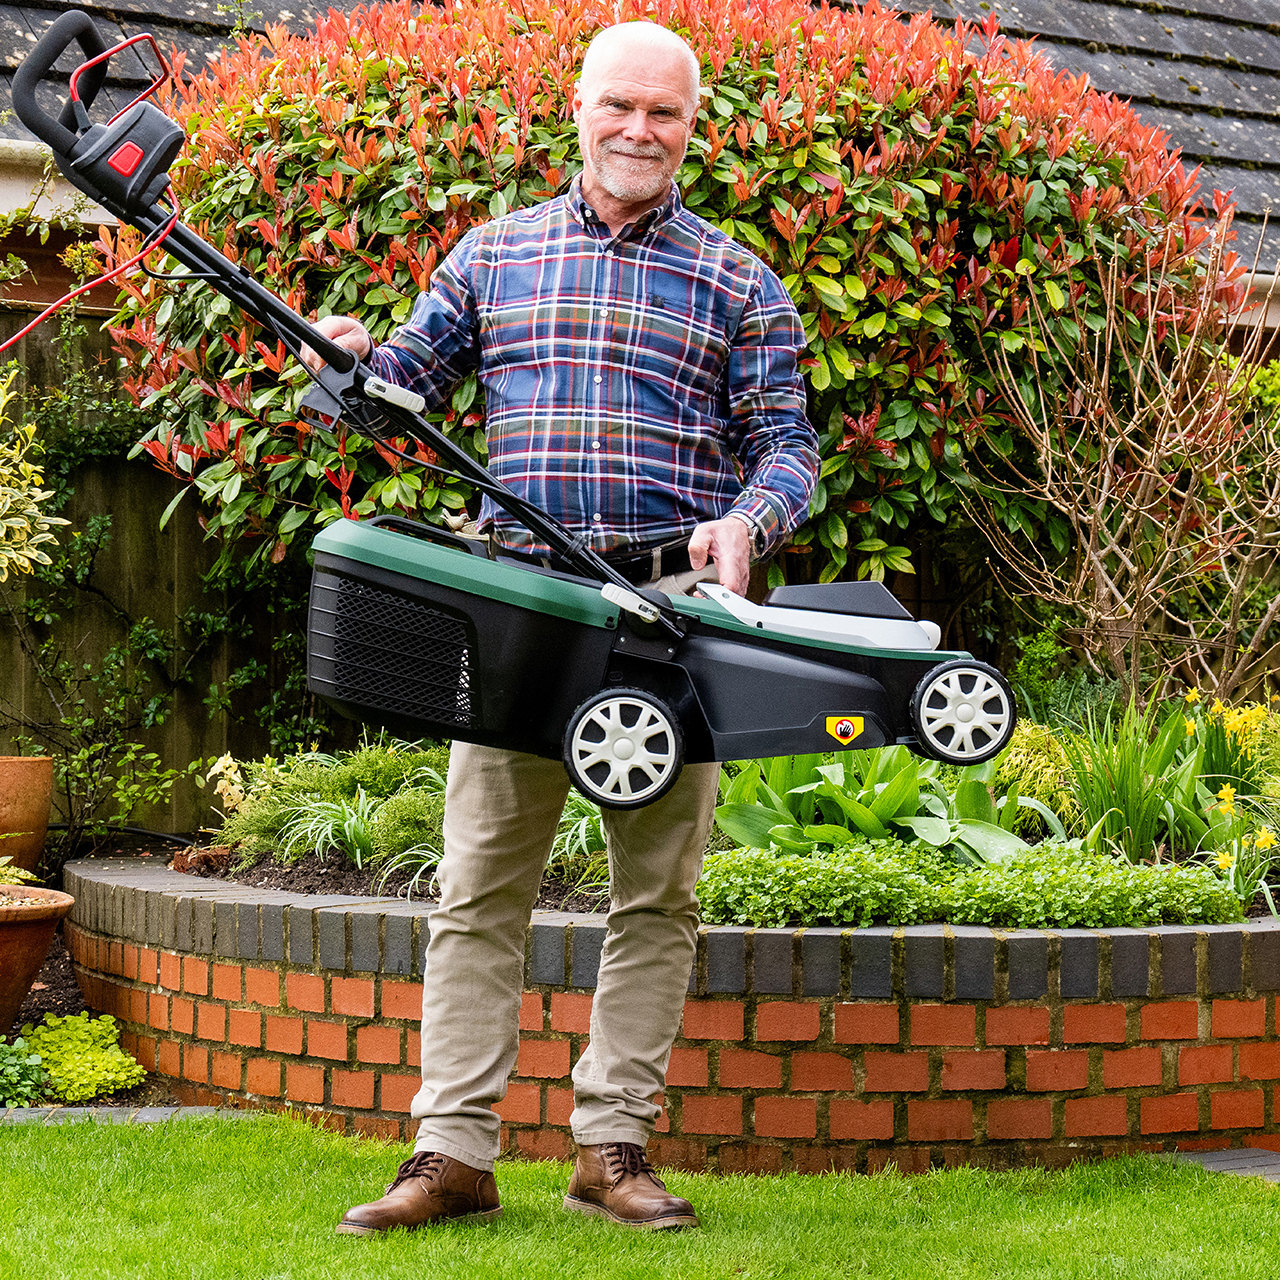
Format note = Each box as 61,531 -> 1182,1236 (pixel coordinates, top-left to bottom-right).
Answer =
12,10 -> 110,156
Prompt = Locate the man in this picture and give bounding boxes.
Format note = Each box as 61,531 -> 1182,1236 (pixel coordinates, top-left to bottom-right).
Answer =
307,20 -> 818,1233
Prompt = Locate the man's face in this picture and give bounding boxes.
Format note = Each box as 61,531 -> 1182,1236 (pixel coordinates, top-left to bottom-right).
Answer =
573,51 -> 695,207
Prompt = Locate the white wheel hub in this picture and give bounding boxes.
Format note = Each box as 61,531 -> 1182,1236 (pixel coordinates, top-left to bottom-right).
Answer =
568,695 -> 677,803
918,667 -> 1012,760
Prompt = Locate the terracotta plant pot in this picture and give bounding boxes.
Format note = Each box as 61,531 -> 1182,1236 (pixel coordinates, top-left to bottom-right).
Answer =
0,885 -> 74,1036
0,756 -> 54,876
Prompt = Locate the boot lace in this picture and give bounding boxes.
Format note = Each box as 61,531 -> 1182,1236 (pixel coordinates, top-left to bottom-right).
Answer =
604,1143 -> 657,1181
387,1150 -> 445,1192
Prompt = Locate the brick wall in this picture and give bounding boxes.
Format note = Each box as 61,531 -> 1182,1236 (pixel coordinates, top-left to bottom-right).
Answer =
63,859 -> 1280,1173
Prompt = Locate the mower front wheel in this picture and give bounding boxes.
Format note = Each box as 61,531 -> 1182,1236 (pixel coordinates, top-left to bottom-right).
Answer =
910,659 -> 1016,765
563,688 -> 685,810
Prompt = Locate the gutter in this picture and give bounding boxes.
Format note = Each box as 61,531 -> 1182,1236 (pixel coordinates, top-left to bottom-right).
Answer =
0,139 -> 115,227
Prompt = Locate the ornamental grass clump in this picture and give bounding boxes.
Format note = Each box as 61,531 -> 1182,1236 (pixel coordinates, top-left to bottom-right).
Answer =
105,0 -> 1222,585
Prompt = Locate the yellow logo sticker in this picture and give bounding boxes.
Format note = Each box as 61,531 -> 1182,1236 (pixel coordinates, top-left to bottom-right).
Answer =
826,715 -> 864,745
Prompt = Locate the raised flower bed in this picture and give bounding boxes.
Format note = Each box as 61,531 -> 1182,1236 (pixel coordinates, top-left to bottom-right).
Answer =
63,857 -> 1280,1173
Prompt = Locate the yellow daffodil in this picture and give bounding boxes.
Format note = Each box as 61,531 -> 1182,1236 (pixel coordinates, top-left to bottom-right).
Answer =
1256,829 -> 1277,851
1218,802 -> 1235,817
1217,851 -> 1236,871
1211,698 -> 1227,715
1185,718 -> 1196,736
1184,688 -> 1201,704
1218,783 -> 1237,804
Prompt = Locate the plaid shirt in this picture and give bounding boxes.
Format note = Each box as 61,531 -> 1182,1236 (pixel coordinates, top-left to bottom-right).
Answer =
368,179 -> 817,556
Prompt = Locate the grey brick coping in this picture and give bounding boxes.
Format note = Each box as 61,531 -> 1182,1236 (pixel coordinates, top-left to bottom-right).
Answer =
63,858 -> 1280,999
1172,1149 -> 1280,1183
0,1106 -> 249,1126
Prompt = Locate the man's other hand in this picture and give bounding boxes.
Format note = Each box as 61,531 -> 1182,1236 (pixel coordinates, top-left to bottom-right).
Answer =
300,315 -> 373,372
688,517 -> 750,596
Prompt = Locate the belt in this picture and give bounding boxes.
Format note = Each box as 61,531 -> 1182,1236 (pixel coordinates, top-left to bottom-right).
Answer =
497,539 -> 692,586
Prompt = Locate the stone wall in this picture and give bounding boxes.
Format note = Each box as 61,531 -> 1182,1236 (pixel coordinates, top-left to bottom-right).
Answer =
64,858 -> 1280,1172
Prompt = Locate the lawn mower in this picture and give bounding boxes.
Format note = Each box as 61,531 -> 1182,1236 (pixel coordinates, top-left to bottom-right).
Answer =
10,11 -> 1018,809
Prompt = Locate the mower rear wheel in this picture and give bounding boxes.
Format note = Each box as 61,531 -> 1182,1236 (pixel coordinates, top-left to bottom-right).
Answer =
911,660 -> 1016,764
563,688 -> 684,810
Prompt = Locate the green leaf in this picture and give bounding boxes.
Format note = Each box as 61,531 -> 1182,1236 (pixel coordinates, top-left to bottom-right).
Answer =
863,311 -> 886,339
158,486 -> 189,531
714,802 -> 789,848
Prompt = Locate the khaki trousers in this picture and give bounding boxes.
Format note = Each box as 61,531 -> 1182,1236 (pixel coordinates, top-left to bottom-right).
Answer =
410,561 -> 722,1170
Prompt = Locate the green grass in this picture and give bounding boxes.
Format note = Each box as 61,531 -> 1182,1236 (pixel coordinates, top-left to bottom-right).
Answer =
3,1114 -> 1279,1279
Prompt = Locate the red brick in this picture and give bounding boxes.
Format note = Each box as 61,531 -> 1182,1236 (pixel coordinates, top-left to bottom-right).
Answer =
1212,998 -> 1265,1039
864,1051 -> 930,1092
1240,1043 -> 1280,1081
1211,1089 -> 1265,1130
1065,1095 -> 1128,1137
211,1051 -> 242,1090
941,1050 -> 1006,1091
286,972 -> 326,1013
517,1039 -> 572,1079
134,1036 -> 157,1073
182,1045 -> 209,1083
183,957 -> 209,996
128,988 -> 147,1026
665,1047 -> 709,1087
156,1039 -> 181,1078
1141,1092 -> 1199,1134
755,1002 -> 820,1042
121,1030 -> 138,1058
1026,1051 -> 1090,1092
211,964 -> 241,1002
407,1034 -> 421,1068
516,1130 -> 574,1161
719,1049 -> 782,1089
107,942 -> 122,975
147,993 -> 169,1032
911,1005 -> 976,1046
681,1094 -> 743,1135
1244,1134 -> 1280,1152
122,944 -> 139,981
793,1147 -> 861,1175
755,1096 -> 816,1139
829,1099 -> 895,1140
331,977 -> 375,1018
307,1019 -> 349,1061
907,1100 -> 973,1142
286,1062 -> 325,1104
196,1003 -> 226,1043
518,992 -> 543,1031
356,1024 -> 401,1065
719,1143 -> 786,1175
648,1138 -> 707,1171
228,1009 -> 261,1049
987,1098 -> 1053,1140
159,951 -> 181,991
1141,1002 -> 1199,1041
546,1086 -> 574,1127
790,1052 -> 854,1092
986,1007 -> 1050,1046
867,1147 -> 931,1175
138,948 -> 158,985
550,993 -> 593,1033
331,1070 -> 376,1110
494,1081 -> 541,1124
834,1003 -> 900,1045
1064,1004 -> 1128,1044
264,1015 -> 304,1055
1179,1045 -> 1233,1086
244,967 -> 281,1008
1103,1047 -> 1163,1088
682,1000 -> 744,1041
380,1073 -> 420,1113
354,1116 -> 404,1141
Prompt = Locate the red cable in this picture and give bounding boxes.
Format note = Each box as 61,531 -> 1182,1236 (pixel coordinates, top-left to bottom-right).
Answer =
0,193 -> 183,356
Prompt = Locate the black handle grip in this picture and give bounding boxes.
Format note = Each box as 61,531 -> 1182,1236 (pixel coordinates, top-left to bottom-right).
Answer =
12,10 -> 110,156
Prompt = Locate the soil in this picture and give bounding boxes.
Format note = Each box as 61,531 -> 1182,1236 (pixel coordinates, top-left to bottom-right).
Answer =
173,845 -> 611,914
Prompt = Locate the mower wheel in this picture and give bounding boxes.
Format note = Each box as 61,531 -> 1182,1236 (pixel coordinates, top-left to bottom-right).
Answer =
911,660 -> 1017,764
563,687 -> 685,810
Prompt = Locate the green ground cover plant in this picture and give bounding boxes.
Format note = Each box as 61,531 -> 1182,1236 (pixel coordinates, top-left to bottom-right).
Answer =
18,1013 -> 144,1104
2,1115 -> 1279,1280
0,1037 -> 46,1108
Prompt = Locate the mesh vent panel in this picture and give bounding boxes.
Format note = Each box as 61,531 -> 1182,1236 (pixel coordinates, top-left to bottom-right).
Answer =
331,578 -> 474,728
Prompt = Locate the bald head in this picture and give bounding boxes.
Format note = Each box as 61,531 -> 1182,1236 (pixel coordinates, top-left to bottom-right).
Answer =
579,22 -> 700,117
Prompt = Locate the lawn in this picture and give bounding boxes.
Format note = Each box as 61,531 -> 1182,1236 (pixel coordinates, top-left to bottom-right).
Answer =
2,1114 -> 1278,1279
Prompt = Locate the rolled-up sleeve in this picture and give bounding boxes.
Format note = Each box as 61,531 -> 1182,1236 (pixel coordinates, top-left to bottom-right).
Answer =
723,270 -> 819,552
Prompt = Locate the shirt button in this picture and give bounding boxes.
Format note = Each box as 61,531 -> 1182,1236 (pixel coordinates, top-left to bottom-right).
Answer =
593,513 -> 603,522
604,249 -> 614,257
593,375 -> 602,384
592,441 -> 601,449
601,310 -> 610,319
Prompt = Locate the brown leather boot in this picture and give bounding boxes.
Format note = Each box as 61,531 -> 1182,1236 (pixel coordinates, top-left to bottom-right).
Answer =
563,1142 -> 698,1229
336,1151 -> 502,1235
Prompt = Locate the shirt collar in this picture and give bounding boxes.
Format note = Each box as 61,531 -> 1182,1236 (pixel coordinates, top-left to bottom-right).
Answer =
566,176 -> 682,238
